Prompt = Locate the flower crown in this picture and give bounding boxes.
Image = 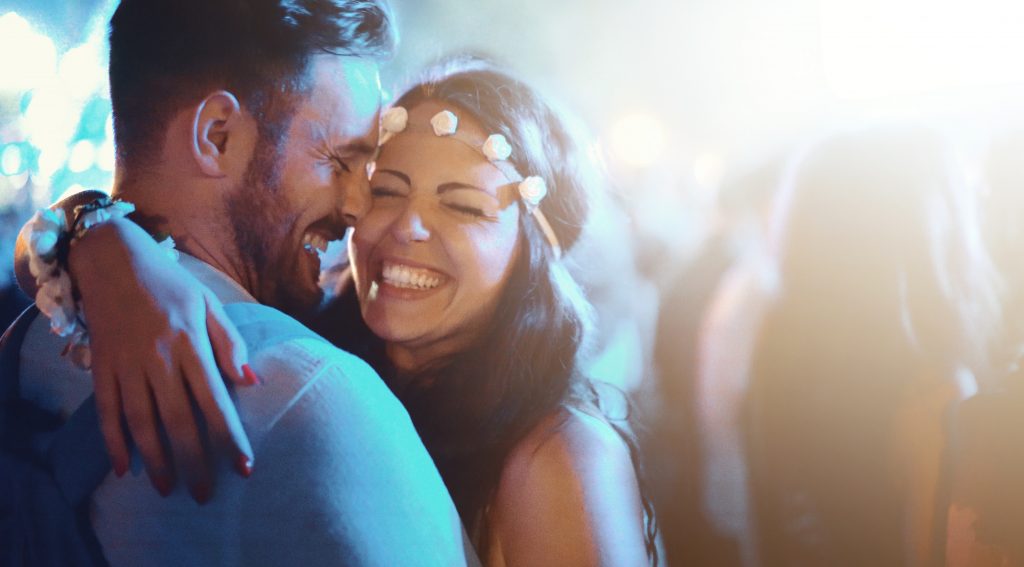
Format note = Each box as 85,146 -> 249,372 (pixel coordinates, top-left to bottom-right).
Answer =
378,106 -> 562,257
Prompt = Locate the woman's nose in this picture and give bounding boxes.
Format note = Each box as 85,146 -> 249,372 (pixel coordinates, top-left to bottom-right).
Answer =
393,205 -> 431,243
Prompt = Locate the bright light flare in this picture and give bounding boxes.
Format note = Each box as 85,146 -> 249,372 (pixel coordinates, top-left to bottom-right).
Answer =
68,140 -> 96,173
0,12 -> 57,93
58,40 -> 105,99
1,144 -> 23,176
606,111 -> 668,169
693,152 -> 726,190
97,139 -> 115,172
821,0 -> 1024,99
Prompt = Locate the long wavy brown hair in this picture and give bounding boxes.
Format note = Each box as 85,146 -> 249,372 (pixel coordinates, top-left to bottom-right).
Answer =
321,56 -> 659,563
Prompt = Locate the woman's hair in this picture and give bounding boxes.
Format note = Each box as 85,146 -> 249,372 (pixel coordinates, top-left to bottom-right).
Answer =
356,56 -> 657,560
745,127 -> 1001,565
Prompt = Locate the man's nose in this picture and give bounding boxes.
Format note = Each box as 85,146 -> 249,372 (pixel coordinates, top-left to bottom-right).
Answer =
340,171 -> 371,225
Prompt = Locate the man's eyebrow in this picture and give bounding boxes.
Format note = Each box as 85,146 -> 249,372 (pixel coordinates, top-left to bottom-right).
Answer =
375,168 -> 411,185
334,140 -> 378,156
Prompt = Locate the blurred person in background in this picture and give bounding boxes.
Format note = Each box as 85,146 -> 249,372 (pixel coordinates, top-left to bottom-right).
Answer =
945,130 -> 1024,567
649,156 -> 786,566
697,127 -> 999,566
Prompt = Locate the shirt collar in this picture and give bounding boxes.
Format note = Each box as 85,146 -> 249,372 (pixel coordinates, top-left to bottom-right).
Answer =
177,252 -> 257,305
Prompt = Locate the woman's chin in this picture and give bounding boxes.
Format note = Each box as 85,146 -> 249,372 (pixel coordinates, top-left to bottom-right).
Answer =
363,309 -> 432,347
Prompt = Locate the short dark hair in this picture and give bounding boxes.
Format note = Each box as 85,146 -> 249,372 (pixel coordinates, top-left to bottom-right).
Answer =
108,0 -> 397,171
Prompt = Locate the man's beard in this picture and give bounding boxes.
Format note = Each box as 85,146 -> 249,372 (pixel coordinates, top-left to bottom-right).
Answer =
225,140 -> 318,318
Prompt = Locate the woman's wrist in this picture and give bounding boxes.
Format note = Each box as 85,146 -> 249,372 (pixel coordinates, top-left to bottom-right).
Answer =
14,190 -> 109,297
24,197 -> 177,369
69,217 -> 155,295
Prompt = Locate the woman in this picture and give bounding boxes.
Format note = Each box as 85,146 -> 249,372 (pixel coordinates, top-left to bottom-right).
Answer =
21,58 -> 658,565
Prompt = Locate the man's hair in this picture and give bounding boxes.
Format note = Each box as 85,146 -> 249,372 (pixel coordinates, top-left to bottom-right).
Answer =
108,0 -> 397,172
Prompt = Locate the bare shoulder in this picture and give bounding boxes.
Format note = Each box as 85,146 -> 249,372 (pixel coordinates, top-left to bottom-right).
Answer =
501,407 -> 632,488
489,407 -> 649,566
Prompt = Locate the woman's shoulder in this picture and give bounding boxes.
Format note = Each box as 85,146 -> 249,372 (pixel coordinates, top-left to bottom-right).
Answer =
502,406 -> 632,482
489,406 -> 648,565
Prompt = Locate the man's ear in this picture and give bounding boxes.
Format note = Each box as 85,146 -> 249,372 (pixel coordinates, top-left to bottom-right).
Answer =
191,91 -> 251,178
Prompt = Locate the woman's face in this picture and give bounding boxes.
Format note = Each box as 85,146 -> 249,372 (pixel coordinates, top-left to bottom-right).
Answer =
350,101 -> 522,368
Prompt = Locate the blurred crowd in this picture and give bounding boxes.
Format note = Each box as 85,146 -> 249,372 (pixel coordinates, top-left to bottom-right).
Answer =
621,124 -> 1024,566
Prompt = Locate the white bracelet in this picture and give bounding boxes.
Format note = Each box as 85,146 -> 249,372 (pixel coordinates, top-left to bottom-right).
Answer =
24,197 -> 177,369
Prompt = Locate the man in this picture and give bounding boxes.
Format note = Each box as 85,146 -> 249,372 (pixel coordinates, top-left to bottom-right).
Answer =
11,0 -> 473,564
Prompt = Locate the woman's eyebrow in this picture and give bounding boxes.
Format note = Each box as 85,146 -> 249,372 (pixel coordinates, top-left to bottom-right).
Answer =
375,168 -> 411,185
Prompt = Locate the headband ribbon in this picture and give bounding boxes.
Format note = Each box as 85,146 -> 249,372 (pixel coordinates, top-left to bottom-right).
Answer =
378,106 -> 563,257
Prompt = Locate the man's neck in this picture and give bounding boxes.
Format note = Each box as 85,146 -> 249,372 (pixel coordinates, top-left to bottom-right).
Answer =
112,176 -> 262,300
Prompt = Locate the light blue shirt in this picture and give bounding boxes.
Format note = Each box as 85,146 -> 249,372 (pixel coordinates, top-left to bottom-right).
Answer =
20,254 -> 476,566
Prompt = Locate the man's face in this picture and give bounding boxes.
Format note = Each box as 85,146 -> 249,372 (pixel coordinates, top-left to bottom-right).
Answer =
228,55 -> 381,317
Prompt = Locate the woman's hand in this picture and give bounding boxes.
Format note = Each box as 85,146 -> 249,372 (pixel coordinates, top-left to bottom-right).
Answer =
69,218 -> 255,503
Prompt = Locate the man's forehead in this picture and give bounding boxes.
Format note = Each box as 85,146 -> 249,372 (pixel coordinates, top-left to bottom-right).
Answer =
296,55 -> 382,143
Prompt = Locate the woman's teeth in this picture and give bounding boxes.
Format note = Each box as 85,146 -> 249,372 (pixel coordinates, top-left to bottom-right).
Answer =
381,262 -> 442,290
302,232 -> 329,255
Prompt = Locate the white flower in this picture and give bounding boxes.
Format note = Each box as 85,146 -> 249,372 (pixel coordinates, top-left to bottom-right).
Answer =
28,253 -> 56,280
430,110 -> 459,136
35,283 -> 60,319
78,200 -> 135,233
26,208 -> 66,258
382,106 -> 408,134
482,134 -> 512,161
36,272 -> 77,337
378,106 -> 408,146
518,176 -> 548,208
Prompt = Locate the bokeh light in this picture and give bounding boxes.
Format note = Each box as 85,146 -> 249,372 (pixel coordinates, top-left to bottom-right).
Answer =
67,139 -> 95,173
0,144 -> 23,176
606,111 -> 668,169
0,12 -> 57,93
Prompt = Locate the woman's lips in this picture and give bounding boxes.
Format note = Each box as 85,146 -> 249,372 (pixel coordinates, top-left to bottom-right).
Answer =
371,258 -> 450,299
381,260 -> 445,290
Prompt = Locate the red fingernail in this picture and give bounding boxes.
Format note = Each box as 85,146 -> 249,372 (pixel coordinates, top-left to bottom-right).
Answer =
192,482 -> 212,505
242,364 -> 261,386
236,455 -> 254,478
113,458 -> 128,478
153,474 -> 173,497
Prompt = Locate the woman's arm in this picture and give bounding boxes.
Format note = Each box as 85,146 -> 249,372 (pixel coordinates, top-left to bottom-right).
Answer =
14,201 -> 255,502
489,409 -> 651,566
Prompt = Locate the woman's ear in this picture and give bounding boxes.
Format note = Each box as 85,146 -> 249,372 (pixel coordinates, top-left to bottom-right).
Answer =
190,91 -> 252,178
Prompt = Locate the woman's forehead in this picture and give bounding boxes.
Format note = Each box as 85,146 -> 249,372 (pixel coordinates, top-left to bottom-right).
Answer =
376,130 -> 514,194
404,100 -> 491,143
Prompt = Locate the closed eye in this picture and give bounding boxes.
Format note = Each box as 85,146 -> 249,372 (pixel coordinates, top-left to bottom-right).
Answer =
329,155 -> 351,174
445,203 -> 491,219
317,148 -> 352,175
371,186 -> 405,198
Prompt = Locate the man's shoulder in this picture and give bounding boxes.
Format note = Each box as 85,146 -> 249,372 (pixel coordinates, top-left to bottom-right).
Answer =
225,302 -> 397,435
254,334 -> 379,389
224,301 -> 378,383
